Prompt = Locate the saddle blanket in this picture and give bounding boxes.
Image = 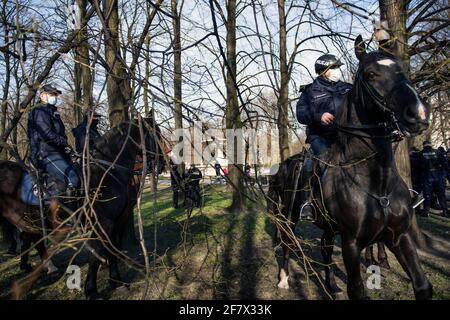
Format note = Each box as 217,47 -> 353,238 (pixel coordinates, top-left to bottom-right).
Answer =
20,172 -> 48,206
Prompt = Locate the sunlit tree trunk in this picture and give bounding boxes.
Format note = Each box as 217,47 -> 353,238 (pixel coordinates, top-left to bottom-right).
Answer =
225,0 -> 244,212
379,0 -> 427,248
1,24 -> 11,160
103,0 -> 131,126
277,0 -> 290,161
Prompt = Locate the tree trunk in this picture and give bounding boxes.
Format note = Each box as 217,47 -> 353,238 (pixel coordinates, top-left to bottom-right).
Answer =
74,49 -> 82,123
77,0 -> 93,114
171,0 -> 185,176
379,0 -> 427,249
103,0 -> 135,246
1,26 -> 11,160
277,0 -> 290,161
143,35 -> 150,116
225,0 -> 244,212
103,0 -> 131,126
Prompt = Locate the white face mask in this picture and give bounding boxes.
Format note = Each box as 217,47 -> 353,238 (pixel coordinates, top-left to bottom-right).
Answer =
326,68 -> 342,82
47,95 -> 58,105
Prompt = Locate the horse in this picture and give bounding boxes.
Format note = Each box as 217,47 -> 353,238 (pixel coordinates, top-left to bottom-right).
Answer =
76,116 -> 164,299
0,116 -> 165,299
271,36 -> 431,300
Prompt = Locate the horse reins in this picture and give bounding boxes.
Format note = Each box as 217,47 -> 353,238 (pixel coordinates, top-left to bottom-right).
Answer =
335,70 -> 411,142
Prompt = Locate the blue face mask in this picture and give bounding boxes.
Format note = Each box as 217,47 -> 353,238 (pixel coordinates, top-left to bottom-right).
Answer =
47,96 -> 58,105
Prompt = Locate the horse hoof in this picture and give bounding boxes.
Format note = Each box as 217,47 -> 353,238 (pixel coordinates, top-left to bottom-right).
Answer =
87,293 -> 103,300
277,279 -> 290,290
378,260 -> 390,270
328,285 -> 343,294
110,279 -> 129,291
44,261 -> 59,275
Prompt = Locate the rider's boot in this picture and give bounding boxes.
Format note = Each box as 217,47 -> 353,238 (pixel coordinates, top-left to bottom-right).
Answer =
64,185 -> 80,224
299,168 -> 315,222
299,195 -> 315,221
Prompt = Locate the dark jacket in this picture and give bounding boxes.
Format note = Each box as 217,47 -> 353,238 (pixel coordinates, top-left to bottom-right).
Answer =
296,77 -> 352,143
410,150 -> 423,185
170,165 -> 183,191
28,103 -> 68,164
186,167 -> 202,188
72,117 -> 101,154
419,146 -> 448,181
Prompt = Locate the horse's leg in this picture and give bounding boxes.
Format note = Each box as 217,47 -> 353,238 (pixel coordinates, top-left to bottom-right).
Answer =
377,242 -> 390,269
31,234 -> 58,274
277,234 -> 290,290
321,231 -> 341,293
341,239 -> 366,300
108,251 -> 123,290
386,233 -> 432,300
108,226 -> 124,290
277,208 -> 294,290
84,240 -> 104,300
364,245 -> 375,266
19,232 -> 33,273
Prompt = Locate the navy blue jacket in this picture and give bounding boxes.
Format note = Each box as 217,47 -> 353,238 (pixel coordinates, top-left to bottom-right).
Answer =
419,146 -> 448,181
296,77 -> 352,143
28,103 -> 68,163
72,118 -> 101,154
410,150 -> 423,185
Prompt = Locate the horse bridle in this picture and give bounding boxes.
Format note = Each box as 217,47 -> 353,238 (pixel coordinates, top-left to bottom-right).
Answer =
335,69 -> 411,142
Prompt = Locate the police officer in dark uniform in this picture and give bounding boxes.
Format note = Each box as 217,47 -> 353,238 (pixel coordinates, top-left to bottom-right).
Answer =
185,164 -> 203,208
447,148 -> 450,184
214,162 -> 222,177
296,54 -> 352,220
72,111 -> 102,154
419,140 -> 448,217
28,84 -> 80,198
170,162 -> 184,208
410,147 -> 423,193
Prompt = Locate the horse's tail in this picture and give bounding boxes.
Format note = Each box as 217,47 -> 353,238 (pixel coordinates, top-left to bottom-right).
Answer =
0,160 -> 24,197
0,160 -> 24,238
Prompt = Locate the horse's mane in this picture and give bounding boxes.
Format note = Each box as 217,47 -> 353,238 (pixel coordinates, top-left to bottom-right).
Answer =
93,122 -> 136,161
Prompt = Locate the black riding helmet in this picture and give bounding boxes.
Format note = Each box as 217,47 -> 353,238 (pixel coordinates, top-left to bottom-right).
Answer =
315,54 -> 344,75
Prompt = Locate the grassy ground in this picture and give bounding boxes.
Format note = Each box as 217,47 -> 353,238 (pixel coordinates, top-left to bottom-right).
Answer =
0,182 -> 449,300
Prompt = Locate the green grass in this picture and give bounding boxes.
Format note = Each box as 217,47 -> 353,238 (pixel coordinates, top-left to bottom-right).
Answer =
0,183 -> 449,300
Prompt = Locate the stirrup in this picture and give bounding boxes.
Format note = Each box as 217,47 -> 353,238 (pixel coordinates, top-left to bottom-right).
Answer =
299,202 -> 316,221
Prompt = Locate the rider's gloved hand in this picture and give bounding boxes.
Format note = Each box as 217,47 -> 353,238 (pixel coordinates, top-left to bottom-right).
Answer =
64,145 -> 74,155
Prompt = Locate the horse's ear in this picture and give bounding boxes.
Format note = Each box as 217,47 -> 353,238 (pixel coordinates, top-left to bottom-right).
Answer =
354,35 -> 366,61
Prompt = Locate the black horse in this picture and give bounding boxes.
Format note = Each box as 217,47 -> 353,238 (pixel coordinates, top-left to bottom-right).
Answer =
270,36 -> 431,300
0,116 -> 164,299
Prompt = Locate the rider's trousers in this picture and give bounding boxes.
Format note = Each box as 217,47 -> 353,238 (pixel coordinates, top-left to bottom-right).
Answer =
39,152 -> 80,196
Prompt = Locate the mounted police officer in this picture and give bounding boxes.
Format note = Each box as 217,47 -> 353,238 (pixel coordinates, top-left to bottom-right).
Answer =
296,54 -> 352,220
72,111 -> 102,154
419,140 -> 448,217
28,84 -> 80,199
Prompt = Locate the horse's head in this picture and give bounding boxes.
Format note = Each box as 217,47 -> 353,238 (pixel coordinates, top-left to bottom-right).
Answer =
354,35 -> 429,136
141,116 -> 166,174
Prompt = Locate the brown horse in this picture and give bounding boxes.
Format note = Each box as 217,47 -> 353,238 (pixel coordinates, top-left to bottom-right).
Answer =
0,117 -> 165,299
